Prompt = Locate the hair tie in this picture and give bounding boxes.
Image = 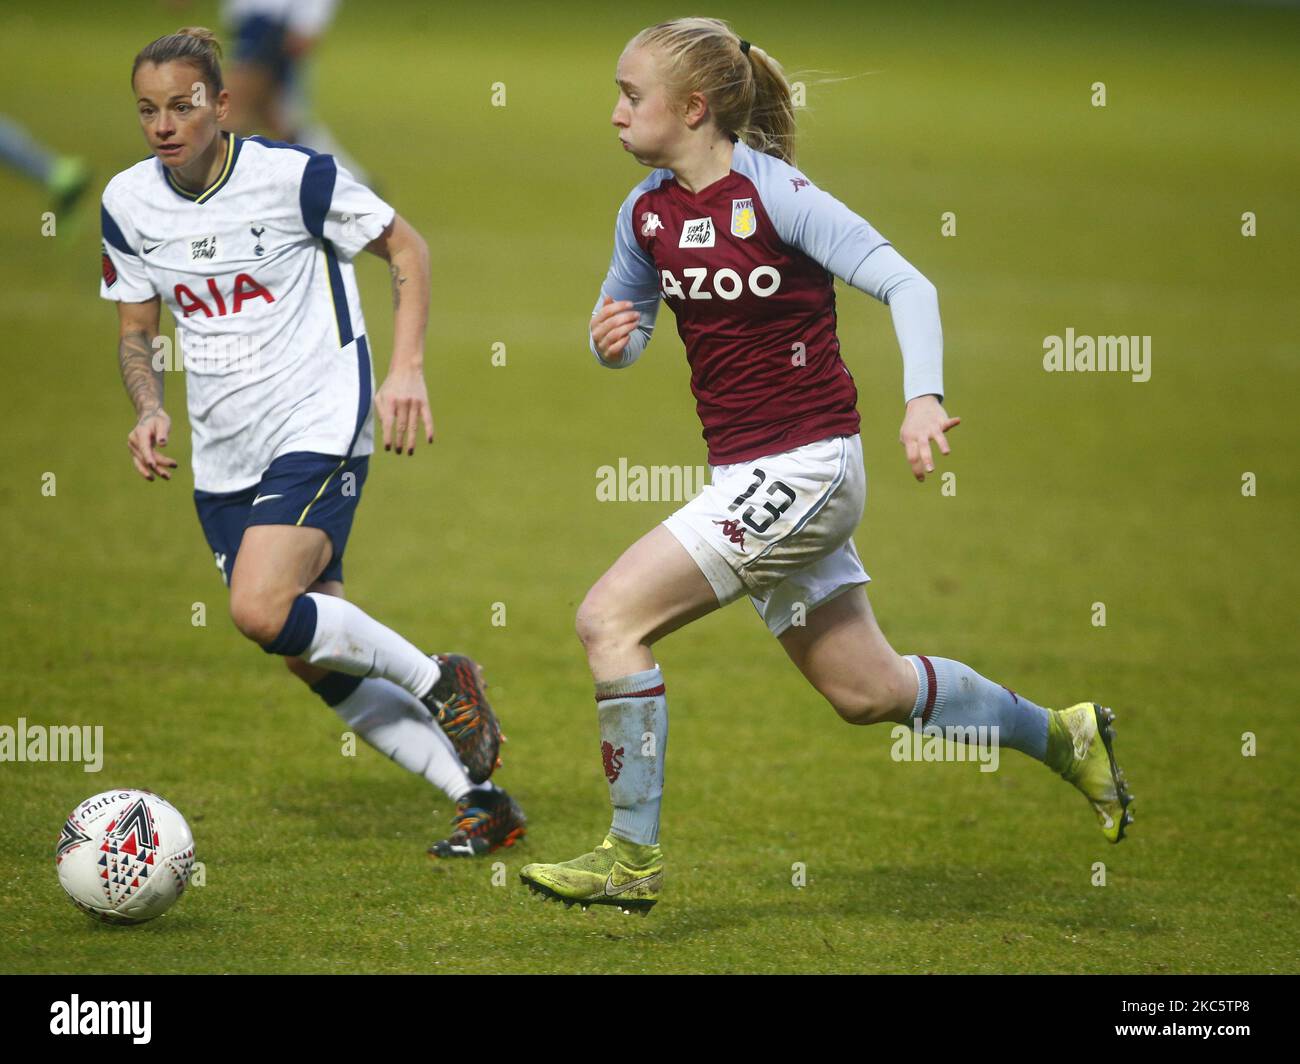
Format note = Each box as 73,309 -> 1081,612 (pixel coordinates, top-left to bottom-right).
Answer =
739,39 -> 751,55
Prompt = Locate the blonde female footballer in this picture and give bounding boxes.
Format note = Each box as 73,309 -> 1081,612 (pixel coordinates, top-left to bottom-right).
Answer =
102,28 -> 524,858
520,18 -> 1132,913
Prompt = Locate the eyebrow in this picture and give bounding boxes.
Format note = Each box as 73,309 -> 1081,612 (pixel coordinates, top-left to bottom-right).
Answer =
137,94 -> 194,104
616,78 -> 641,93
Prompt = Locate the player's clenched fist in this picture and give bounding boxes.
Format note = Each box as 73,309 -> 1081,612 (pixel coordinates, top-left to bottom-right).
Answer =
127,407 -> 178,482
591,295 -> 641,362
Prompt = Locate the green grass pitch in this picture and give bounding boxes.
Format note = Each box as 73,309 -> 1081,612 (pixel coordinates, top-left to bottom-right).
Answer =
0,0 -> 1296,973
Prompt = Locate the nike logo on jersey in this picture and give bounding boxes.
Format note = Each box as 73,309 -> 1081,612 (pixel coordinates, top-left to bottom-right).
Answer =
142,243 -> 161,254
251,493 -> 283,507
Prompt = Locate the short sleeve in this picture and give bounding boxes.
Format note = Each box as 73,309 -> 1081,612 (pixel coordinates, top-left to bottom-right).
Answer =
299,153 -> 396,260
99,201 -> 156,302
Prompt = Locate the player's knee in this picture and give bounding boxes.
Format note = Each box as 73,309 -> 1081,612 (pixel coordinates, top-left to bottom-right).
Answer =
823,672 -> 911,726
575,588 -> 633,654
826,689 -> 891,725
228,591 -> 290,646
574,594 -> 606,650
284,656 -> 315,683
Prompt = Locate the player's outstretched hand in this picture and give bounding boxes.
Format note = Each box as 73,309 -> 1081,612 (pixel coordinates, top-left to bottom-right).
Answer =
591,295 -> 641,362
127,408 -> 178,482
375,365 -> 435,455
899,395 -> 960,482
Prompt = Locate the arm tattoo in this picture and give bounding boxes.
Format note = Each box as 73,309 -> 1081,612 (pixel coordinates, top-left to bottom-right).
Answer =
389,262 -> 407,310
118,327 -> 163,419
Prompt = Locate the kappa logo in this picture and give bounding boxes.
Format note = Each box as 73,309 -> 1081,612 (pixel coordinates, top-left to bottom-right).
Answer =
190,235 -> 218,261
601,741 -> 625,783
679,216 -> 715,248
640,211 -> 663,238
714,518 -> 748,551
730,198 -> 757,239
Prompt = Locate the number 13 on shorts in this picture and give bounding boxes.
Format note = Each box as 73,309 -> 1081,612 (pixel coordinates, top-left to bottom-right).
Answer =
663,435 -> 866,599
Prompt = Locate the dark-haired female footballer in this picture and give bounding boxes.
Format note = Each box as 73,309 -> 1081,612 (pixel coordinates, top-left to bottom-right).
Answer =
521,17 -> 1132,913
101,28 -> 525,858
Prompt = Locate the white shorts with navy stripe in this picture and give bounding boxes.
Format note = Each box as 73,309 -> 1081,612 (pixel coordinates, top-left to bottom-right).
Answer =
663,434 -> 869,636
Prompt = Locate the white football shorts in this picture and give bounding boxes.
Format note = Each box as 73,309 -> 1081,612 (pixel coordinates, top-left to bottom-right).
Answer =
663,433 -> 869,636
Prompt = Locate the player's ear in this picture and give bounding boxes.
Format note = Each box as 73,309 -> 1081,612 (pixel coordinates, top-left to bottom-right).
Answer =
215,88 -> 230,127
682,90 -> 710,130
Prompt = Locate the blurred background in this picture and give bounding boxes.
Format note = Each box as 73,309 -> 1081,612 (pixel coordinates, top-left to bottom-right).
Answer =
0,1 -> 1296,973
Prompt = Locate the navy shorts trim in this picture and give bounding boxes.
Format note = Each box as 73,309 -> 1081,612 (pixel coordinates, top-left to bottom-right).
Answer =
194,451 -> 369,587
232,15 -> 293,86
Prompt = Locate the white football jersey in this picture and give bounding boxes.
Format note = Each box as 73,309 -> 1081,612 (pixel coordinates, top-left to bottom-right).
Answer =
100,133 -> 394,492
221,0 -> 340,39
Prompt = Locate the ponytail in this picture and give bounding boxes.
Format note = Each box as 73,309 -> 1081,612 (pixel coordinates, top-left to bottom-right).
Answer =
737,42 -> 797,165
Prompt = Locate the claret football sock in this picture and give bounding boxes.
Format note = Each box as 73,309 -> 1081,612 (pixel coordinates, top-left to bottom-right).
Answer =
262,592 -> 441,700
905,654 -> 1050,761
311,673 -> 472,801
595,666 -> 669,846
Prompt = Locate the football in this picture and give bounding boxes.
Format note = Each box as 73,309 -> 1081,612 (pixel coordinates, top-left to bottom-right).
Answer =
55,790 -> 195,925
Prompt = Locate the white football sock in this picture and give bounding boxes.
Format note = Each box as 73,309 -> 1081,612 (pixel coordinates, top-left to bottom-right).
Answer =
302,592 -> 440,699
331,678 -> 471,801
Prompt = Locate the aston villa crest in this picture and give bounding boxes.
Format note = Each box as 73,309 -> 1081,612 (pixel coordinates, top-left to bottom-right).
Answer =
731,197 -> 757,239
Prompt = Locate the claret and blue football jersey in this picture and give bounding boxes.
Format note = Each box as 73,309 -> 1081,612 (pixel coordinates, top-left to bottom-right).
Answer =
598,140 -> 903,466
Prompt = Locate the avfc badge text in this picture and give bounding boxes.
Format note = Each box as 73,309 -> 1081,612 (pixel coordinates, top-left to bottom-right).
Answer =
731,198 -> 757,239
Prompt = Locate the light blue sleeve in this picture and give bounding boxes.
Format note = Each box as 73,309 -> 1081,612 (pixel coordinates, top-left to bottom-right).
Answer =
848,244 -> 944,403
735,147 -> 943,402
736,147 -> 892,282
589,184 -> 663,369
